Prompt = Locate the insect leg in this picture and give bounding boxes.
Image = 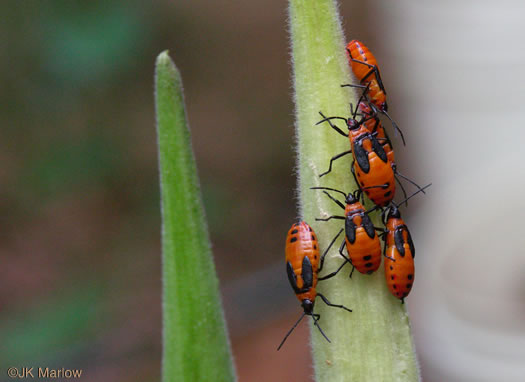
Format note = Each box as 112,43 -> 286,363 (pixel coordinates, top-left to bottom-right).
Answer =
317,293 -> 352,313
315,215 -> 345,222
320,150 -> 352,178
318,228 -> 344,273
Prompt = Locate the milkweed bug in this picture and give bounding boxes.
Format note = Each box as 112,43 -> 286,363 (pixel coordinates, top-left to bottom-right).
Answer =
346,39 -> 387,111
315,106 -> 396,207
358,102 -> 395,163
316,100 -> 425,206
278,221 -> 352,351
380,184 -> 432,302
343,39 -> 402,142
311,187 -> 384,276
383,205 -> 415,302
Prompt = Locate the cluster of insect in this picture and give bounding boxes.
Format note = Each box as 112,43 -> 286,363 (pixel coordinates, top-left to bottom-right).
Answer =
278,40 -> 431,350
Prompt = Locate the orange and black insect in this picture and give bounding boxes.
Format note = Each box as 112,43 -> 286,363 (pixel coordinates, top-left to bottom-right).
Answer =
316,107 -> 397,207
380,184 -> 431,302
278,221 -> 351,351
343,40 -> 403,143
346,39 -> 387,112
358,102 -> 395,163
311,187 -> 384,276
316,102 -> 426,206
357,100 -> 422,195
383,204 -> 415,302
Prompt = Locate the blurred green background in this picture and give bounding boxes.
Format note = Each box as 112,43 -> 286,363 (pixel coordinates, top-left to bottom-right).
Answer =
1,1 -> 373,381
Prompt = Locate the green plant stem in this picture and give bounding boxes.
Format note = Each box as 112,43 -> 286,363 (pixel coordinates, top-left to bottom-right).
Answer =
155,51 -> 236,382
288,1 -> 419,381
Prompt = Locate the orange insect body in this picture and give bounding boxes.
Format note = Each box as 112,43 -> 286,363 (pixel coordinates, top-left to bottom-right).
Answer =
349,123 -> 395,207
285,221 -> 319,306
311,187 -> 382,276
347,40 -> 379,79
359,102 -> 395,164
347,39 -> 387,111
279,221 -> 351,350
343,195 -> 382,274
383,207 -> 415,300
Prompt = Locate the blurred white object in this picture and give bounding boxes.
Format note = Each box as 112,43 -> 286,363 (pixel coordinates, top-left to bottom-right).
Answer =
409,155 -> 525,381
367,1 -> 525,380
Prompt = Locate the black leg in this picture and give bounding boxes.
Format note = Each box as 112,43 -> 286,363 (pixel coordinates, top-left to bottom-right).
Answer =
395,175 -> 409,207
317,112 -> 348,137
350,165 -> 365,204
317,292 -> 352,313
384,253 -> 396,262
359,67 -> 379,86
319,228 -> 344,272
319,191 -> 345,210
318,258 -> 348,281
311,314 -> 331,343
348,265 -> 355,279
349,58 -> 386,93
315,215 -> 345,222
341,83 -> 367,89
338,240 -> 355,278
351,83 -> 372,119
320,150 -> 352,177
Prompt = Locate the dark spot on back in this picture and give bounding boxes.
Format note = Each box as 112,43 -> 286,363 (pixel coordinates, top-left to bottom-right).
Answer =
313,245 -> 317,250
406,283 -> 412,288
384,191 -> 391,197
407,274 -> 413,280
291,229 -> 298,234
309,226 -> 313,232
391,275 -> 394,280
363,255 -> 372,260
390,266 -> 394,270
311,235 -> 316,241
365,262 -> 373,268
393,284 -> 397,289
290,237 -> 297,243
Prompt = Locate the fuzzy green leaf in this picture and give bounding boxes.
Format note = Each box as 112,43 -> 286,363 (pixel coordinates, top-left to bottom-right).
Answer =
288,1 -> 419,381
155,51 -> 236,382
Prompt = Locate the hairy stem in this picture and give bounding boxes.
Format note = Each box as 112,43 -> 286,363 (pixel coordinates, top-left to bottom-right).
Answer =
288,1 -> 419,381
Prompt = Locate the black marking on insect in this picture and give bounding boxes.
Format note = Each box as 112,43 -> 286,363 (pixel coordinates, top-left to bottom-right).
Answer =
345,217 -> 357,244
371,135 -> 388,163
286,261 -> 301,294
302,256 -> 314,289
354,138 -> 370,173
361,213 -> 376,239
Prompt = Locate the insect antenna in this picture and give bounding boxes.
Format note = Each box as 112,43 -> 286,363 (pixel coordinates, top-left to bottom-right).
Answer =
391,183 -> 432,209
310,186 -> 347,198
382,110 -> 406,146
277,312 -> 306,351
396,171 -> 428,195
